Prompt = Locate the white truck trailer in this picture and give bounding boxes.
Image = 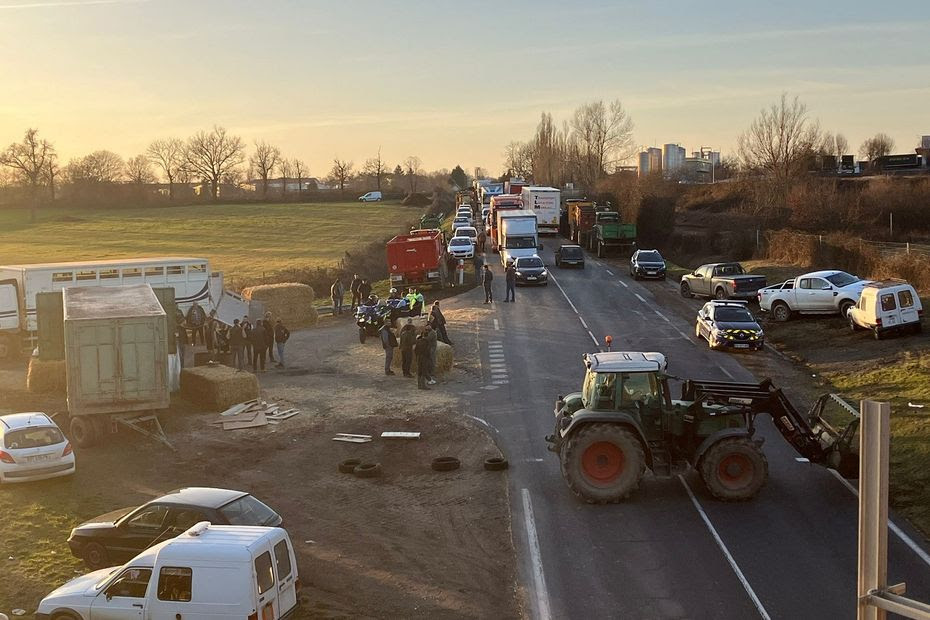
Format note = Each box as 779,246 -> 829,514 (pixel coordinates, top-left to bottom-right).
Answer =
498,210 -> 541,266
521,186 -> 561,235
0,256 -> 254,359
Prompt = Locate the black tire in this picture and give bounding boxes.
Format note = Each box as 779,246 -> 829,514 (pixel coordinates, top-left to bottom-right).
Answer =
772,302 -> 791,322
52,613 -> 82,620
680,282 -> 693,298
484,457 -> 509,471
431,456 -> 461,472
353,462 -> 382,478
714,287 -> 728,300
560,423 -> 645,504
699,437 -> 768,501
358,328 -> 366,344
838,299 -> 854,318
83,541 -> 110,570
339,458 -> 362,474
70,416 -> 97,449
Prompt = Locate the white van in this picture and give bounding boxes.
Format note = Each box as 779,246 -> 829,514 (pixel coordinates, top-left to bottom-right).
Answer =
849,280 -> 923,338
37,523 -> 300,620
358,191 -> 382,202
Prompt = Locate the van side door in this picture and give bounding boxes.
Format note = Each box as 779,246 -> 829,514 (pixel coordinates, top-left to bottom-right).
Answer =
254,548 -> 279,620
90,567 -> 151,619
273,536 -> 298,616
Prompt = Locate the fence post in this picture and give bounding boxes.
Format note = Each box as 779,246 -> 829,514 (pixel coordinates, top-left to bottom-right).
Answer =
819,234 -> 823,247
858,400 -> 891,620
907,243 -> 910,255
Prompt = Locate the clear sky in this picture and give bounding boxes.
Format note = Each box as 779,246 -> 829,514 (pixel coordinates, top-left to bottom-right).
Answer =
1,0 -> 928,177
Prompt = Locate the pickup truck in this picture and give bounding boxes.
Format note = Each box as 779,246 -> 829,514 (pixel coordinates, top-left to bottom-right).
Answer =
758,270 -> 871,321
680,262 -> 767,300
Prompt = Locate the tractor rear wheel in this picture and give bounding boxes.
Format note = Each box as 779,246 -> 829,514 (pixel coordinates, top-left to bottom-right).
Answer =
561,423 -> 645,504
699,437 -> 768,501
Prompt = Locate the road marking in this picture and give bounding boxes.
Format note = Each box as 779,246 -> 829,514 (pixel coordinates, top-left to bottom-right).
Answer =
795,457 -> 810,463
492,380 -> 509,385
524,458 -> 545,463
586,330 -> 599,347
521,489 -> 552,620
618,280 -> 629,288
489,340 -> 502,345
548,273 -> 581,314
654,309 -> 671,323
635,293 -> 647,303
489,355 -> 505,360
675,328 -> 691,341
579,316 -> 589,329
718,365 -> 735,380
828,469 -> 930,568
493,319 -> 500,331
605,269 -> 614,276
482,385 -> 499,391
679,476 -> 772,620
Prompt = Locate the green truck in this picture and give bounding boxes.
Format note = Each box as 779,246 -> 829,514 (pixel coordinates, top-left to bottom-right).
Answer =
587,210 -> 636,257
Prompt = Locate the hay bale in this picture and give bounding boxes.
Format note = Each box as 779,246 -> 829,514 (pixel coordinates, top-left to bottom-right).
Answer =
26,358 -> 66,394
391,340 -> 453,375
242,283 -> 318,328
181,364 -> 259,411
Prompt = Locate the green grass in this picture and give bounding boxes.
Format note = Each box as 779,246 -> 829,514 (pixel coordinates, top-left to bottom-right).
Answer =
0,202 -> 423,289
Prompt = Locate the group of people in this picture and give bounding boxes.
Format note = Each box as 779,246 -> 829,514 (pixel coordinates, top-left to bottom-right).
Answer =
482,260 -> 517,303
379,299 -> 452,390
175,301 -> 290,373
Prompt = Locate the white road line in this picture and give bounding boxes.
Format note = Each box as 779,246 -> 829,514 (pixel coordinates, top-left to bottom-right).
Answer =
482,385 -> 499,390
718,365 -> 735,380
635,293 -> 647,303
493,319 -> 500,330
549,273 -> 581,314
489,340 -> 503,345
618,280 -> 629,288
676,329 -> 691,341
461,390 -> 479,396
579,316 -> 589,329
828,469 -> 930,568
521,489 -> 552,620
605,269 -> 614,276
654,309 -> 671,323
586,330 -> 599,347
679,476 -> 772,620
492,380 -> 510,385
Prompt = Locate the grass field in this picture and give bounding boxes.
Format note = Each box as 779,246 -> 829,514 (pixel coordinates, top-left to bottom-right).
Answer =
0,201 -> 423,289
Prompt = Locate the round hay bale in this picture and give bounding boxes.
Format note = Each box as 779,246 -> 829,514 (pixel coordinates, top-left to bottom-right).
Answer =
391,340 -> 453,375
242,283 -> 318,328
26,358 -> 66,394
180,364 -> 260,411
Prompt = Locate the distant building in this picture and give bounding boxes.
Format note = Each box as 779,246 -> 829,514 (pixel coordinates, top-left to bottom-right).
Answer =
663,144 -> 686,174
638,147 -> 663,177
680,158 -> 714,184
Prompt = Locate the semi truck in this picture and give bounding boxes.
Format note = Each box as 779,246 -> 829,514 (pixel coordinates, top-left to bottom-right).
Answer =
479,182 -> 505,209
0,257 -> 252,359
386,229 -> 447,289
521,186 -> 561,235
488,194 -> 523,253
497,210 -> 541,266
589,210 -> 637,257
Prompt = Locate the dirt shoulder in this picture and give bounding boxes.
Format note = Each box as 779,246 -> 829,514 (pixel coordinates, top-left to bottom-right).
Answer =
0,308 -> 520,619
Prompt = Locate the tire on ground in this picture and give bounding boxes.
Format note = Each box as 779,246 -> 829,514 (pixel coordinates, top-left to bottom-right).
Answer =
680,282 -> 692,298
353,462 -> 382,478
699,436 -> 768,501
560,423 -> 645,504
431,456 -> 461,472
772,302 -> 791,322
339,458 -> 362,474
484,457 -> 509,471
714,287 -> 728,300
83,541 -> 110,570
838,299 -> 854,318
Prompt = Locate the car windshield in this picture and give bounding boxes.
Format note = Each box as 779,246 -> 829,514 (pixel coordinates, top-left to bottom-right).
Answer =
460,229 -> 477,238
4,426 -> 63,449
714,307 -> 754,322
454,218 -> 468,223
518,257 -> 544,269
825,272 -> 859,287
507,237 -> 537,249
638,251 -> 663,262
450,238 -> 470,246
219,494 -> 280,526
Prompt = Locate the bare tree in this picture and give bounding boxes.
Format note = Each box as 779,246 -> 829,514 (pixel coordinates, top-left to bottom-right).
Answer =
363,147 -> 387,191
859,133 -> 895,161
569,99 -> 636,188
834,133 -> 849,159
737,93 -> 823,197
293,159 -> 306,197
125,154 -> 155,185
503,141 -> 533,178
185,126 -> 246,200
66,150 -> 125,184
277,159 -> 292,198
403,155 -> 422,193
146,138 -> 185,200
250,140 -> 281,198
0,128 -> 56,222
330,158 -> 353,191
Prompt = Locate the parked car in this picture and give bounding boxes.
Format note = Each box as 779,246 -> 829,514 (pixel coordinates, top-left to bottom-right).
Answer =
630,249 -> 667,280
849,280 -> 923,338
39,523 -> 300,620
456,225 -> 478,241
695,300 -> 764,351
67,487 -> 282,569
447,236 -> 475,259
0,412 -> 74,483
451,216 -> 470,232
358,191 -> 382,202
514,255 -> 548,286
456,206 -> 473,218
758,270 -> 871,321
680,262 -> 767,300
555,244 -> 585,268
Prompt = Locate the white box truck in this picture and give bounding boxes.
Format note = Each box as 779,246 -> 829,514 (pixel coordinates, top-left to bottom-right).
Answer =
498,210 -> 541,266
521,186 -> 561,235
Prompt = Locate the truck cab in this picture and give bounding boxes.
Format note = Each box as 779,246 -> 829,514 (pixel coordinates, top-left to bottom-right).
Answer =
0,279 -> 22,358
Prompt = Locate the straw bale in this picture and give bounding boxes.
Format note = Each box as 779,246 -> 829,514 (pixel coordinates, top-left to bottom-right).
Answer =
391,340 -> 453,375
26,358 -> 66,394
181,364 -> 260,411
242,283 -> 318,328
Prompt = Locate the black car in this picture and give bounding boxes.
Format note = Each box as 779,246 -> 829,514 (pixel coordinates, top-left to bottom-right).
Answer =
555,244 -> 585,268
67,487 -> 282,569
513,255 -> 548,285
630,249 -> 667,280
695,300 -> 764,351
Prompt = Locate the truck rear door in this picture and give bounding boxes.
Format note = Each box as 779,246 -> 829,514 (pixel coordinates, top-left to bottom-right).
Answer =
0,281 -> 20,332
254,548 -> 279,620
897,288 -> 920,325
272,536 -> 298,616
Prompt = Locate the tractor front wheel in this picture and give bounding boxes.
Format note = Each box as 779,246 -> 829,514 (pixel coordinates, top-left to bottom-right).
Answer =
699,437 -> 768,501
561,423 -> 645,504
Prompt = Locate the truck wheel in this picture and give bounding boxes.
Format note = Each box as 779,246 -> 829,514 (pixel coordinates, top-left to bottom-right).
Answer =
714,287 -> 728,300
838,299 -> 854,318
561,423 -> 645,504
680,282 -> 693,298
82,541 -> 110,570
699,437 -> 768,501
70,416 -> 97,448
772,302 -> 791,322
358,328 -> 366,344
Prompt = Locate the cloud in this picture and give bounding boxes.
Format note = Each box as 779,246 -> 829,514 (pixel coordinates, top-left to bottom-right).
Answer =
0,0 -> 146,9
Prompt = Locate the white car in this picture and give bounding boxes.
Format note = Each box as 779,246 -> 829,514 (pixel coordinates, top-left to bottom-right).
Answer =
451,216 -> 471,232
456,206 -> 472,218
447,236 -> 475,259
358,191 -> 382,202
456,226 -> 478,241
849,280 -> 923,338
758,270 -> 871,321
0,412 -> 75,483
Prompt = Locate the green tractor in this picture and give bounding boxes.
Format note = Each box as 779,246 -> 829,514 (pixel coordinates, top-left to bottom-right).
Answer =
546,352 -> 860,503
588,210 -> 636,258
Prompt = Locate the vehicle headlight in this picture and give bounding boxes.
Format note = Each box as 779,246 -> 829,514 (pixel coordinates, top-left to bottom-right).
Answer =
515,271 -> 523,277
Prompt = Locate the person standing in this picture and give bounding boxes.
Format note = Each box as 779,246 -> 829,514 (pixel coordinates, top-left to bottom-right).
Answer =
482,264 -> 494,303
186,301 -> 206,346
429,301 -> 452,345
380,323 -> 397,375
399,318 -> 417,378
476,228 -> 486,254
229,319 -> 246,371
242,316 -> 254,367
359,278 -> 372,303
250,318 -> 267,372
425,323 -> 438,385
474,254 -> 484,284
262,312 -> 276,363
273,319 -> 290,368
331,277 -> 345,315
414,333 -> 431,390
504,260 -> 516,302
205,309 -> 217,352
349,274 -> 363,310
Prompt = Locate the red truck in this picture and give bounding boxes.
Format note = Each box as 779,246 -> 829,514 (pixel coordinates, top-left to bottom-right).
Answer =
386,229 -> 447,289
488,194 -> 523,253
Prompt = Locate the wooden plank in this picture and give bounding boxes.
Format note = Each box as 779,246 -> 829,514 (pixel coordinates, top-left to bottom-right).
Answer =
335,433 -> 370,439
332,436 -> 371,443
267,410 -> 301,421
380,432 -> 421,439
213,409 -> 260,425
222,412 -> 268,430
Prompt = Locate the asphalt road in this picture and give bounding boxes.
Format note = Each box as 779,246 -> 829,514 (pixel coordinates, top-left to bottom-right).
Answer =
463,242 -> 930,620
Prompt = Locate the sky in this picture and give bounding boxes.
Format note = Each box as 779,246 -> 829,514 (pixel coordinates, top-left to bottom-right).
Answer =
1,0 -> 928,178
